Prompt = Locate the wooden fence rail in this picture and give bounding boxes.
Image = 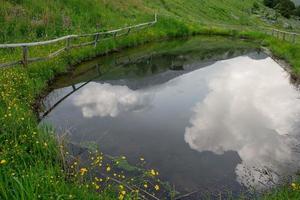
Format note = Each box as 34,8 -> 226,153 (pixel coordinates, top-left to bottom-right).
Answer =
262,27 -> 300,43
0,14 -> 157,68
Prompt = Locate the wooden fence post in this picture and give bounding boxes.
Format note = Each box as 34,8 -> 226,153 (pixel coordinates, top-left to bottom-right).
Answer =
22,46 -> 28,67
127,28 -> 131,35
94,34 -> 100,48
65,37 -> 71,52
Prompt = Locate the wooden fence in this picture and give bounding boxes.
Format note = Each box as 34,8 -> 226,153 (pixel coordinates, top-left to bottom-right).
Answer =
262,27 -> 300,43
0,14 -> 157,68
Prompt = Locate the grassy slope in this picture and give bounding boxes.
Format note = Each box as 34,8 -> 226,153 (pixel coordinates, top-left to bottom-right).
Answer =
0,0 -> 260,42
0,0 -> 300,199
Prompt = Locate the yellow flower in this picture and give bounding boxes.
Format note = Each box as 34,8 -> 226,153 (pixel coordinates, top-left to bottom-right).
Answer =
291,183 -> 299,190
0,160 -> 7,165
120,190 -> 126,195
121,156 -> 126,159
154,184 -> 160,191
106,166 -> 111,172
150,169 -> 156,176
140,157 -> 145,161
95,185 -> 100,189
119,194 -> 124,200
79,168 -> 88,176
143,183 -> 148,188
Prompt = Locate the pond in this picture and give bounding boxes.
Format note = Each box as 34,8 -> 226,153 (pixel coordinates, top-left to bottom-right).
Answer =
40,36 -> 300,198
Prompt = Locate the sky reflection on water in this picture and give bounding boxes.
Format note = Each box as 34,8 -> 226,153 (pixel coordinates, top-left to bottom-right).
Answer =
42,51 -> 300,194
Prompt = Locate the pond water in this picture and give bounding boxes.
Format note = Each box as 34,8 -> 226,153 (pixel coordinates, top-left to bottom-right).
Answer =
41,37 -> 300,198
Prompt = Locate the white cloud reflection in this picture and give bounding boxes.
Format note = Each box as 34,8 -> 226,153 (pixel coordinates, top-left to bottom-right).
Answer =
73,82 -> 152,118
184,56 -> 300,189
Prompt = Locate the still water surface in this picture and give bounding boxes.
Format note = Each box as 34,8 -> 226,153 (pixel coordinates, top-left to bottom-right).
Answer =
41,37 -> 300,196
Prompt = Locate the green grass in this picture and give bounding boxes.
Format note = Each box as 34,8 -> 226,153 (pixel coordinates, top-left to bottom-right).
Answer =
0,0 -> 261,43
1,0 -> 300,199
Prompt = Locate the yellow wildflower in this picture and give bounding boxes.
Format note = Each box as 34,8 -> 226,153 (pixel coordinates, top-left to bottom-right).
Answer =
291,183 -> 300,190
121,190 -> 126,195
154,185 -> 160,191
119,194 -> 124,200
79,168 -> 88,176
150,169 -> 156,176
0,160 -> 7,165
106,166 -> 111,172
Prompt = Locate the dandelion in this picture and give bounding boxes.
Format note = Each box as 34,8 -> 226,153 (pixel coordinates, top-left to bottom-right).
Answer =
154,184 -> 160,191
106,166 -> 111,172
79,168 -> 88,176
95,185 -> 100,189
143,183 -> 148,188
140,157 -> 145,161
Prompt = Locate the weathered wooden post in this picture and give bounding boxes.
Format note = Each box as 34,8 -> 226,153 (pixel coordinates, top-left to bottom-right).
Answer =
127,28 -> 131,35
22,46 -> 29,67
65,36 -> 71,52
94,33 -> 100,48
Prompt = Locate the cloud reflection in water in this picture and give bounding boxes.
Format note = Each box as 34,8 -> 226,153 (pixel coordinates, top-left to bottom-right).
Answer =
184,56 -> 300,189
73,82 -> 152,118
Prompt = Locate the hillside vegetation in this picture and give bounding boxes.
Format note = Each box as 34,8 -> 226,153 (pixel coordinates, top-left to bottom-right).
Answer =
0,0 -> 261,42
0,0 -> 300,200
